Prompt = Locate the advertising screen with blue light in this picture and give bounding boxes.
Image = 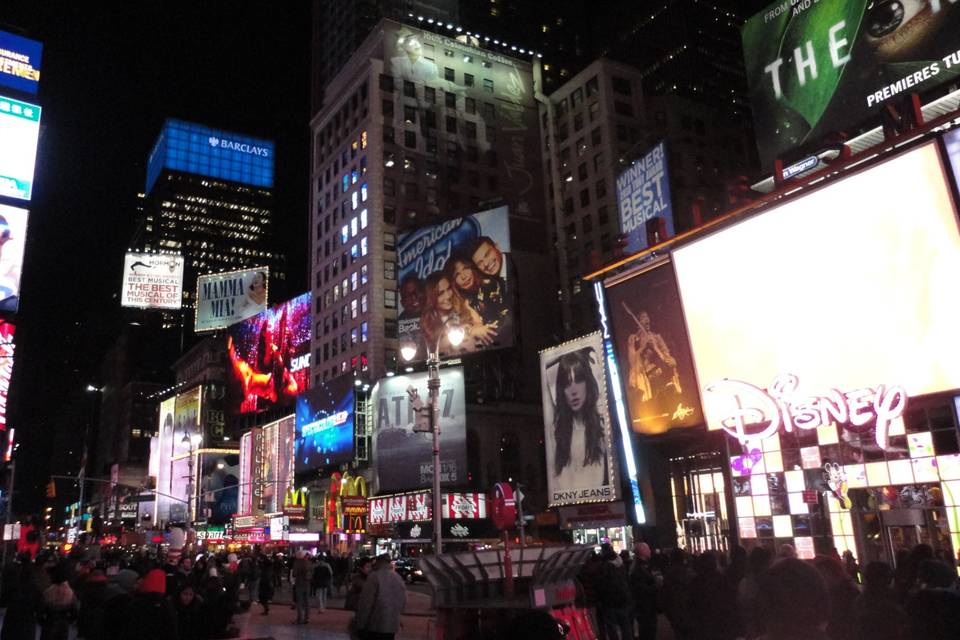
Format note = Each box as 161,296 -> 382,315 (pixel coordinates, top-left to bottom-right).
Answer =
0,94 -> 41,201
616,142 -> 674,255
295,376 -> 355,473
0,30 -> 42,95
146,119 -> 274,194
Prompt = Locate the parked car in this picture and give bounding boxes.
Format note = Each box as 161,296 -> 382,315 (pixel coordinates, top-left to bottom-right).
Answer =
394,557 -> 427,583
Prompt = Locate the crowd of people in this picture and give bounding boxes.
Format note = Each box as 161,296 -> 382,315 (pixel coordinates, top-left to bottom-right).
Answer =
575,541 -> 960,640
0,546 -> 404,640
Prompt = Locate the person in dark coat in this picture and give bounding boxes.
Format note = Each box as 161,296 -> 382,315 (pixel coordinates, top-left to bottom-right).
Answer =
77,570 -> 115,640
687,551 -> 738,640
1,560 -> 43,640
812,555 -> 859,640
120,568 -> 177,640
630,542 -> 659,640
171,583 -> 204,640
756,558 -> 830,640
854,561 -> 904,640
662,548 -> 694,640
256,555 -> 274,615
904,559 -> 960,640
596,544 -> 632,640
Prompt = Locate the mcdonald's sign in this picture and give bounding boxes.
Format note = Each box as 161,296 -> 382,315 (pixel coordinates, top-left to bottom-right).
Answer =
327,473 -> 368,534
283,487 -> 308,523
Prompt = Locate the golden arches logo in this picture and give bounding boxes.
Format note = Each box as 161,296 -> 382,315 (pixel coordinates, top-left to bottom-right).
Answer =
284,487 -> 307,508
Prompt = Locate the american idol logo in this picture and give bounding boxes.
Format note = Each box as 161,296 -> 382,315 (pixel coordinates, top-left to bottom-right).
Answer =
705,374 -> 907,450
398,216 -> 481,279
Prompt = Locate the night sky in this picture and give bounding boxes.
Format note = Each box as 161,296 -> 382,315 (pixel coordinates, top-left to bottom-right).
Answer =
2,3 -> 311,509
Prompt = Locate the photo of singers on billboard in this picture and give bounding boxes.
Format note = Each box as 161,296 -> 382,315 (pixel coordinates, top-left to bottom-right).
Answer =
397,207 -> 514,359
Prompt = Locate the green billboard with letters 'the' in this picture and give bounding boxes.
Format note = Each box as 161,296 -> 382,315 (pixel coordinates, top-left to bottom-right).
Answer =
743,0 -> 960,167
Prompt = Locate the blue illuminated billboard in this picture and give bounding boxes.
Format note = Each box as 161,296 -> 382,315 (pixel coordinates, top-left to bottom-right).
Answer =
146,119 -> 274,194
295,376 -> 355,473
616,142 -> 674,255
0,30 -> 42,95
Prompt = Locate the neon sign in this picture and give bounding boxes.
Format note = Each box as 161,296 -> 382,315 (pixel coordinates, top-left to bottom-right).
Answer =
706,374 -> 907,449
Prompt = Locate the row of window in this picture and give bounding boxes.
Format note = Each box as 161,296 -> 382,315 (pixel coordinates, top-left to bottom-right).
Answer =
315,84 -> 369,163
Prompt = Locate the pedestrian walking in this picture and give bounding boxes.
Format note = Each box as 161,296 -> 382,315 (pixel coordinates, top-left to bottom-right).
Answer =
257,555 -> 274,615
596,544 -> 632,640
38,564 -> 76,640
355,555 -> 407,640
344,557 -> 373,612
119,568 -> 178,640
291,550 -> 311,624
630,542 -> 658,640
312,554 -> 333,612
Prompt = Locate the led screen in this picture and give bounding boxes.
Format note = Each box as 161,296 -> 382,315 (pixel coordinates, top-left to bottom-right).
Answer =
194,267 -> 269,333
120,252 -> 184,310
295,376 -> 355,473
226,293 -> 311,414
672,143 -> 960,434
154,389 -> 200,524
0,30 -> 42,95
397,206 -> 514,360
743,1 -> 960,166
0,95 -> 40,201
0,205 -> 28,313
146,119 -> 274,194
540,332 -> 619,506
372,368 -> 466,492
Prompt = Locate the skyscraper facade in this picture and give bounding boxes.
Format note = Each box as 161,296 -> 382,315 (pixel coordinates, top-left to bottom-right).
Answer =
133,119 -> 288,315
309,18 -> 552,391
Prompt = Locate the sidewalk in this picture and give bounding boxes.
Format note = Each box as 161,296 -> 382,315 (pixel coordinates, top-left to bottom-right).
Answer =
261,581 -> 435,617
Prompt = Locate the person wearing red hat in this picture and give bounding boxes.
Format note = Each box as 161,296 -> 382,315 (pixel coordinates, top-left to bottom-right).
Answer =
119,569 -> 177,640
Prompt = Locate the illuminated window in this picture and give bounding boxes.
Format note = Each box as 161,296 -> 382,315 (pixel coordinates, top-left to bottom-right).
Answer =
361,183 -> 368,201
342,175 -> 349,191
361,131 -> 367,148
361,237 -> 368,256
351,300 -> 358,320
351,272 -> 358,291
341,225 -> 349,244
361,264 -> 368,285
351,169 -> 358,184
361,293 -> 369,313
351,244 -> 359,262
351,192 -> 359,210
384,261 -> 395,280
360,209 -> 368,229
361,321 -> 368,342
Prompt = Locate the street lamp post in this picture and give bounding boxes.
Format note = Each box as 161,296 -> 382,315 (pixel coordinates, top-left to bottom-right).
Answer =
401,324 -> 465,556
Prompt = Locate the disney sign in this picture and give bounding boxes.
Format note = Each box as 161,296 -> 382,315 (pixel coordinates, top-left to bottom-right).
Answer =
705,374 -> 907,449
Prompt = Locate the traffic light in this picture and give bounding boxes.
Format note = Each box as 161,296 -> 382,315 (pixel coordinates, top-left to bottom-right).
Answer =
46,480 -> 55,499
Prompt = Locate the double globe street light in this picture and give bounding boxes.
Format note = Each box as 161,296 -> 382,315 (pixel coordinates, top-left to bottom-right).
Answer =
399,322 -> 465,555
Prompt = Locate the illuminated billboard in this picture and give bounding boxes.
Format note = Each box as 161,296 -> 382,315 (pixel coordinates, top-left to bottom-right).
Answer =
672,143 -> 960,440
616,142 -> 674,254
382,23 -> 542,223
226,293 -> 311,414
154,389 -> 201,524
295,376 -> 355,473
540,332 -> 619,506
0,95 -> 40,201
0,322 -> 14,432
0,205 -> 28,313
0,30 -> 42,95
945,128 -> 960,187
397,206 -> 514,360
371,368 -> 467,492
194,267 -> 269,333
146,119 -> 274,194
120,252 -> 184,310
743,1 -> 960,166
602,261 -> 703,435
